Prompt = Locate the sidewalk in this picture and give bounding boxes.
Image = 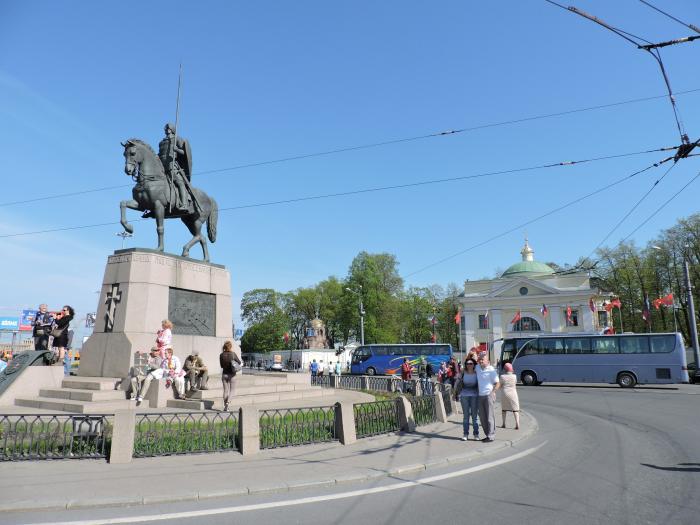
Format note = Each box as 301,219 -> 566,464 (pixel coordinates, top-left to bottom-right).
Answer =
0,410 -> 538,513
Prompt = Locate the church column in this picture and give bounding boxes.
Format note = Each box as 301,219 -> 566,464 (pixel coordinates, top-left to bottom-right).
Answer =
581,305 -> 595,331
464,311 -> 478,351
549,306 -> 563,333
490,309 -> 503,362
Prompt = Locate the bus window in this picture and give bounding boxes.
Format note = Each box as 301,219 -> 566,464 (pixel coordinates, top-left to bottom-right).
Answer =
650,335 -> 675,353
564,338 -> 590,354
591,337 -> 619,354
541,338 -> 565,354
520,340 -> 539,356
437,345 -> 450,355
620,336 -> 650,354
374,346 -> 389,356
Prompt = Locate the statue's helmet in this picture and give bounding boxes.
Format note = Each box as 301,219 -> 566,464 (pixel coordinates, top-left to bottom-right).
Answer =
164,122 -> 176,133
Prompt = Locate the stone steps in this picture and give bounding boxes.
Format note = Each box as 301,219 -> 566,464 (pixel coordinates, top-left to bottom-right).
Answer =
14,396 -> 149,413
39,388 -> 127,402
61,377 -> 122,391
166,384 -> 334,410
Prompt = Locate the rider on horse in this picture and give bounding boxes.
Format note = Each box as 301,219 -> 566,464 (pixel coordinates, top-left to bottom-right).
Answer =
158,123 -> 200,214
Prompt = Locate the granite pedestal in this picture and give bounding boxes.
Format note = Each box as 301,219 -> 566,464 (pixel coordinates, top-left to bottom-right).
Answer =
80,249 -> 235,379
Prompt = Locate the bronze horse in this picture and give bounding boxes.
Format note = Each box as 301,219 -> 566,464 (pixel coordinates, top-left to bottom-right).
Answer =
119,139 -> 218,261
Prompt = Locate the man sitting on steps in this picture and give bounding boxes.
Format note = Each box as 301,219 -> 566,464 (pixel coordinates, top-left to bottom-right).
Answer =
183,349 -> 209,397
132,347 -> 164,404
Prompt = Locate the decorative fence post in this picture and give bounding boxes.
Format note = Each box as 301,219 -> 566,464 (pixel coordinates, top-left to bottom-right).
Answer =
334,402 -> 356,445
239,406 -> 260,456
433,391 -> 448,423
329,374 -> 338,388
397,395 -> 416,432
361,376 -> 369,390
109,409 -> 136,464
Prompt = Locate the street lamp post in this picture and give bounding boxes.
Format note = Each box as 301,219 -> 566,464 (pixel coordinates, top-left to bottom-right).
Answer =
346,286 -> 365,346
653,245 -> 700,374
116,231 -> 133,249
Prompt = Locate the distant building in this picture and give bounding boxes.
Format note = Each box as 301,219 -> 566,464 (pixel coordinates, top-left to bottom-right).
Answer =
458,239 -> 612,361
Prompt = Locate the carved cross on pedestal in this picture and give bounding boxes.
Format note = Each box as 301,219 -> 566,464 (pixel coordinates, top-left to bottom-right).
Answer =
104,284 -> 122,332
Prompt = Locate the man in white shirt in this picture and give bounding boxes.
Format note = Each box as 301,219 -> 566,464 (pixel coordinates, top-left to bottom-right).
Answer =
476,353 -> 500,442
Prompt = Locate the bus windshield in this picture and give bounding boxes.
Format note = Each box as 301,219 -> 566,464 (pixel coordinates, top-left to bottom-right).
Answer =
350,344 -> 452,376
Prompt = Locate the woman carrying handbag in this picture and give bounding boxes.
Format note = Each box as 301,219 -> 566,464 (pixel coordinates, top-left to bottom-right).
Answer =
51,305 -> 74,369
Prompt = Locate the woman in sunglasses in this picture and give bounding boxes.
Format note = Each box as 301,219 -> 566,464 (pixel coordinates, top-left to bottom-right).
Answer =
51,305 -> 74,369
454,358 -> 480,441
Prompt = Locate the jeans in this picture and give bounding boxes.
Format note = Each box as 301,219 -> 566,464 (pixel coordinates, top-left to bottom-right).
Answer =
222,373 -> 236,407
63,354 -> 71,376
460,395 -> 479,436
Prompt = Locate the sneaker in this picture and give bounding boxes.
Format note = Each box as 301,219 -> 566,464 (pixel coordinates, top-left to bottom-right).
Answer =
461,436 -> 468,441
129,395 -> 136,401
481,437 -> 494,443
473,435 -> 480,441
136,396 -> 143,402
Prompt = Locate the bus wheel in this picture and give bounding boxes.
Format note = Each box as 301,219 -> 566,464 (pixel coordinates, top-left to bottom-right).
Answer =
617,372 -> 637,388
521,371 -> 538,386
366,367 -> 376,376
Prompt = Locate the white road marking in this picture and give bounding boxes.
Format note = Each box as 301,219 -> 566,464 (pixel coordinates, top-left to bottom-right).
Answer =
28,441 -> 547,525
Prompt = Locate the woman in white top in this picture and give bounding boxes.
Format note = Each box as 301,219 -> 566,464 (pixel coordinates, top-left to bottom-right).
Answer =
499,362 -> 520,430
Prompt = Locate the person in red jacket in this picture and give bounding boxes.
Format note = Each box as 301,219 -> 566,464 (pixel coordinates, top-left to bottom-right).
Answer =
401,357 -> 413,394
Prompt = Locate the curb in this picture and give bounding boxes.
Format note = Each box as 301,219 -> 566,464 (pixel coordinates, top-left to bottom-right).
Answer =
1,411 -> 538,514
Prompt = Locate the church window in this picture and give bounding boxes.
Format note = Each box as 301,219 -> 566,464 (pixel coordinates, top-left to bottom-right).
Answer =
513,317 -> 541,332
519,287 -> 529,296
566,310 -> 579,327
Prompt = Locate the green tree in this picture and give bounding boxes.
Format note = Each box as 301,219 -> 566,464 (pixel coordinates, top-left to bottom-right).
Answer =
346,252 -> 404,343
240,316 -> 286,353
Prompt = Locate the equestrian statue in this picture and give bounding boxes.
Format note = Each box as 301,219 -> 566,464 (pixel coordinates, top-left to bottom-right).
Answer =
119,124 -> 218,261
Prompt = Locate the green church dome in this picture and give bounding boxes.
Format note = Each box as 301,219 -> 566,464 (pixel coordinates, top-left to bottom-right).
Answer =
501,260 -> 555,277
501,238 -> 554,278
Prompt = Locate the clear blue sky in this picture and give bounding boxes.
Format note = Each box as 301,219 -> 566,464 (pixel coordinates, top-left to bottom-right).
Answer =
1,1 -> 699,342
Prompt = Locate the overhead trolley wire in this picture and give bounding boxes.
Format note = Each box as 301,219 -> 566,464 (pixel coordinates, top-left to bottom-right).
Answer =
583,159 -> 677,262
638,0 -> 700,35
0,147 -> 674,239
403,158 -> 668,278
544,0 -> 698,144
2,88 -> 699,209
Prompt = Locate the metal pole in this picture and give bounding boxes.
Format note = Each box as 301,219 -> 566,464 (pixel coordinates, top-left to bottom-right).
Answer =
684,258 -> 700,370
359,295 -> 365,346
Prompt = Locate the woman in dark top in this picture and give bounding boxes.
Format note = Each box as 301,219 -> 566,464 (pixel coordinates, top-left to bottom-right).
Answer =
52,305 -> 74,366
219,340 -> 242,412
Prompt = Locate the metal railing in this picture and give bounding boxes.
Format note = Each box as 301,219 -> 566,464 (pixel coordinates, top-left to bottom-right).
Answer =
259,406 -> 337,449
310,374 -> 331,388
353,399 -> 401,438
133,411 -> 239,457
409,395 -> 437,426
0,414 -> 110,461
366,376 -> 392,392
338,375 -> 362,390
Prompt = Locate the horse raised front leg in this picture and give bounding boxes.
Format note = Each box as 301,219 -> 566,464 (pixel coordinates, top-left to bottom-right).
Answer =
120,199 -> 140,234
154,201 -> 165,252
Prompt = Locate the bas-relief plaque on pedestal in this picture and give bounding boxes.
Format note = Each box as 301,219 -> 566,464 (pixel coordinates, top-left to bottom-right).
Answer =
168,288 -> 215,336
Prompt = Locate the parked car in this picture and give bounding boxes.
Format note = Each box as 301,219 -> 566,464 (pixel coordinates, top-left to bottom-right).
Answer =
265,362 -> 284,372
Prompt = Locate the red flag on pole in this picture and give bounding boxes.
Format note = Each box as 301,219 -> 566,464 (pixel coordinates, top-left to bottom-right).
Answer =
611,298 -> 622,309
510,310 -> 521,325
540,304 -> 549,317
566,306 -> 573,324
283,332 -> 290,343
454,311 -> 460,325
589,298 -> 596,313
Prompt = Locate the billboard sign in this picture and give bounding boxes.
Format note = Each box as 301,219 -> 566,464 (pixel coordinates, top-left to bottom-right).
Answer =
19,309 -> 36,331
0,317 -> 20,331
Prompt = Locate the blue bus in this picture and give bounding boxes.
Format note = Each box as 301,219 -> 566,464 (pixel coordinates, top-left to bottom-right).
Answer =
498,332 -> 689,388
350,344 -> 453,376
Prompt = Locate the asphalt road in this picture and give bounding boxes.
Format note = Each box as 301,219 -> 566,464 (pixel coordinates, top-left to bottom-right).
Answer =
7,384 -> 700,525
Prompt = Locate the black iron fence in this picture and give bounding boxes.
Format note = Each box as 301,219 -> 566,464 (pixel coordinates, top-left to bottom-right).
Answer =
0,414 -> 110,461
409,395 -> 437,426
366,376 -> 392,392
310,375 -> 331,388
133,411 -> 238,457
337,375 -> 362,390
353,399 -> 401,438
259,406 -> 337,449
